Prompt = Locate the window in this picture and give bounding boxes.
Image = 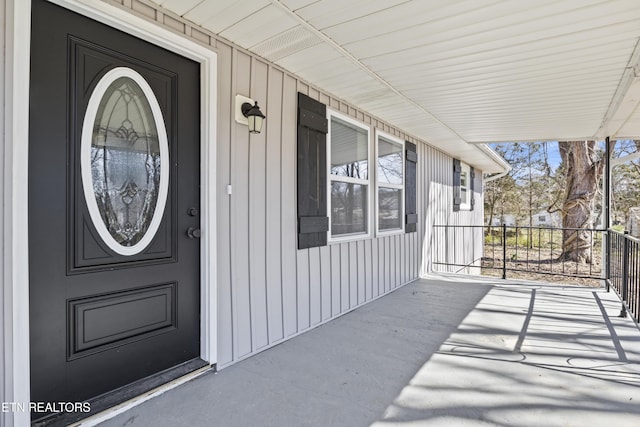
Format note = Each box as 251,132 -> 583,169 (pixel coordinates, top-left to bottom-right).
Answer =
453,159 -> 474,212
297,93 -> 417,248
539,215 -> 546,222
328,111 -> 370,239
459,162 -> 471,210
376,131 -> 404,233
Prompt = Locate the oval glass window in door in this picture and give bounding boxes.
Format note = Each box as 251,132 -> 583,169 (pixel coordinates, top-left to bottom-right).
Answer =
81,67 -> 169,256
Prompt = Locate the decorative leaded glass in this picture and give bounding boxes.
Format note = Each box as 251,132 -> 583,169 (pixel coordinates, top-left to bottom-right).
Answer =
81,68 -> 168,256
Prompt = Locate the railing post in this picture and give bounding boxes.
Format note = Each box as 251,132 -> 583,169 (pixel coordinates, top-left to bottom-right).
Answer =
620,230 -> 629,318
604,136 -> 611,292
502,224 -> 507,280
605,229 -> 610,292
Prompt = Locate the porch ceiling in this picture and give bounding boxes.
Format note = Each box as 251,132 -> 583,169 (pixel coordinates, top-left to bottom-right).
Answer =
151,0 -> 640,173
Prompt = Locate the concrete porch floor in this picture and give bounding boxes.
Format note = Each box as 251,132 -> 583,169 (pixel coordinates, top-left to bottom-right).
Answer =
92,275 -> 640,427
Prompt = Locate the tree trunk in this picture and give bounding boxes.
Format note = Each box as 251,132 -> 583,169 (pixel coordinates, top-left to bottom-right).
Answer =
558,141 -> 604,263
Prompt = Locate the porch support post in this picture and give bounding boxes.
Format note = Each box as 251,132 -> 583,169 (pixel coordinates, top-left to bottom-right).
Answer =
604,136 -> 611,291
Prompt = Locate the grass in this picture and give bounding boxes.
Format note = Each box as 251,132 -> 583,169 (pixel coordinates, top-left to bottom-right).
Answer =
473,225 -> 605,286
485,229 -> 562,248
484,227 -> 603,249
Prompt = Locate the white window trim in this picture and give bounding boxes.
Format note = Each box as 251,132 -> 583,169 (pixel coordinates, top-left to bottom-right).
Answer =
327,110 -> 372,242
459,162 -> 472,211
375,130 -> 405,235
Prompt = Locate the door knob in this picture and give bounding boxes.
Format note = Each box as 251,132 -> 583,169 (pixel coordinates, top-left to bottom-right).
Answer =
187,227 -> 201,239
187,207 -> 199,216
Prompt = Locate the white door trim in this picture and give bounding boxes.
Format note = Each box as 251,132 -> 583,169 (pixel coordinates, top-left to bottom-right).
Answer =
4,1 -> 33,425
51,0 -> 220,367
6,1 -> 217,422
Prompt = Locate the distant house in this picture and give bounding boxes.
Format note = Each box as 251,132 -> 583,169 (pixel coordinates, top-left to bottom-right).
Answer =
489,211 -> 562,227
489,214 -> 517,226
532,211 -> 562,227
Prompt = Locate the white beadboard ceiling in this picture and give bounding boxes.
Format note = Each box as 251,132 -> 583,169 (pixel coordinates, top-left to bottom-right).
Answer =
151,0 -> 640,173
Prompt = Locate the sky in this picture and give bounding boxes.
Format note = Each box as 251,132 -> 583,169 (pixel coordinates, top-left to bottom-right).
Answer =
546,142 -> 562,169
488,140 -> 628,171
489,141 -> 562,170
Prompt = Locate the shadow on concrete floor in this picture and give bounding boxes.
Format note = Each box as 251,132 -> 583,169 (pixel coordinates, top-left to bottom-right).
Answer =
94,275 -> 640,427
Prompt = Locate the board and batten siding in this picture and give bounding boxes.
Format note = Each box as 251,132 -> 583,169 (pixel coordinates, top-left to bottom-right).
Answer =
422,149 -> 485,275
50,0 -> 483,368
215,50 -> 480,365
217,59 -> 425,366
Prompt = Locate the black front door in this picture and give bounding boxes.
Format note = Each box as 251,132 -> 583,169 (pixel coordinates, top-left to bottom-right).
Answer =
29,0 -> 202,420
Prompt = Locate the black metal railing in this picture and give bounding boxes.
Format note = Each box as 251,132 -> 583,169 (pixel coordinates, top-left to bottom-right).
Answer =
609,230 -> 640,323
432,224 -> 604,281
432,224 -> 640,324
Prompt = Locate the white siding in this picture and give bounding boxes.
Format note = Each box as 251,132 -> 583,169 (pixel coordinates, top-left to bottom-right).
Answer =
85,0 -> 483,368
218,48 -> 426,367
422,146 -> 485,275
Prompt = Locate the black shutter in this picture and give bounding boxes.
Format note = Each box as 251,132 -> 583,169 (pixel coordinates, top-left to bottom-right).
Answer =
405,141 -> 417,233
297,92 -> 329,249
453,158 -> 461,212
470,166 -> 475,211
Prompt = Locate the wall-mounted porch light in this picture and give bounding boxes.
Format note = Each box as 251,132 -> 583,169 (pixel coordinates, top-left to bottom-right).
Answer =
235,94 -> 266,134
241,101 -> 265,134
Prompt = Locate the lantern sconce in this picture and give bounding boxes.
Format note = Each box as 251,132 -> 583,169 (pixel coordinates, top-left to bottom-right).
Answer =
235,94 -> 266,134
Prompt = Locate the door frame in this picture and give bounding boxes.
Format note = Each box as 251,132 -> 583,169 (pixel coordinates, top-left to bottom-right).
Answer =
5,0 -> 217,422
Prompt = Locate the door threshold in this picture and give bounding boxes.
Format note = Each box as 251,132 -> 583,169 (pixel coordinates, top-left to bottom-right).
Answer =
33,359 -> 212,427
72,363 -> 212,427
